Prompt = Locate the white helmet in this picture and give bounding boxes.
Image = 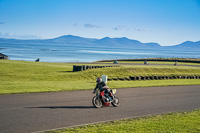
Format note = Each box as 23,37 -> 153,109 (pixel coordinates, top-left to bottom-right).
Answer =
96,78 -> 102,83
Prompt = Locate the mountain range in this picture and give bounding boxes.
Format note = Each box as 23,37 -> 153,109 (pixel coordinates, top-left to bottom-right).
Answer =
0,35 -> 199,49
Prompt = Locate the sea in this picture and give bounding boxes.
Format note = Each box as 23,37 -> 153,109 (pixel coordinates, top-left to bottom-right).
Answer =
0,43 -> 200,62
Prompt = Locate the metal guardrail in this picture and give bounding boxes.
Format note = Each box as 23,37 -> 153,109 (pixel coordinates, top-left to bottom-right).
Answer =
98,58 -> 200,63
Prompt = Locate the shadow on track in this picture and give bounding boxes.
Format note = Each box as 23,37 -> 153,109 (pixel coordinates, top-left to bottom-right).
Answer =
25,106 -> 95,109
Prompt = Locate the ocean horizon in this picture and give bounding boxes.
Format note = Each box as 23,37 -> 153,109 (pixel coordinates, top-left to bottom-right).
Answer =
1,43 -> 200,63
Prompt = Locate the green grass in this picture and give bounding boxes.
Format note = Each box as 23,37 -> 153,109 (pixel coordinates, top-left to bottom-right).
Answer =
108,79 -> 200,89
1,79 -> 200,94
1,60 -> 200,94
45,109 -> 200,133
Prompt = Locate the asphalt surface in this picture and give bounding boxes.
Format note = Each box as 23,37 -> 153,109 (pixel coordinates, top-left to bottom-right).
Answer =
0,85 -> 200,133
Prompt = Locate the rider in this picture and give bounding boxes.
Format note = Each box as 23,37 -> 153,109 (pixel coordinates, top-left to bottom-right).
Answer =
93,77 -> 112,101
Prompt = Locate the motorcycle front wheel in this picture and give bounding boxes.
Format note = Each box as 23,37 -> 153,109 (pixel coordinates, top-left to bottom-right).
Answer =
92,96 -> 102,108
111,97 -> 120,107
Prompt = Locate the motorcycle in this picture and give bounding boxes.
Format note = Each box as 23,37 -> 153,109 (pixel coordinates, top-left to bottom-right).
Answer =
92,89 -> 119,108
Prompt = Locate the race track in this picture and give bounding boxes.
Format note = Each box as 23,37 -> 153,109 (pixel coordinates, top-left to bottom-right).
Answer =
0,85 -> 200,133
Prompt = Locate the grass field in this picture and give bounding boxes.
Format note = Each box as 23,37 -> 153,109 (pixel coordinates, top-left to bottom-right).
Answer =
46,109 -> 200,133
1,60 -> 200,94
1,60 -> 200,132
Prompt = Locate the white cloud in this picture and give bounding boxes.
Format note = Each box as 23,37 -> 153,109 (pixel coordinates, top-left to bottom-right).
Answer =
113,25 -> 129,30
134,28 -> 150,31
73,23 -> 78,26
0,32 -> 41,39
0,22 -> 6,24
84,23 -> 101,28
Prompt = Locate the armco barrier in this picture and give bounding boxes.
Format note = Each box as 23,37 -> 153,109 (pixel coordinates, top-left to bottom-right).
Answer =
98,58 -> 200,64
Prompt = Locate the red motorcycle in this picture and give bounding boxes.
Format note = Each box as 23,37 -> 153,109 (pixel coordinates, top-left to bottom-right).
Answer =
92,89 -> 119,108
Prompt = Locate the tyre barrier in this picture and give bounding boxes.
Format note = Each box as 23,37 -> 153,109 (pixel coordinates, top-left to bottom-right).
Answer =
107,75 -> 200,81
73,65 -> 118,72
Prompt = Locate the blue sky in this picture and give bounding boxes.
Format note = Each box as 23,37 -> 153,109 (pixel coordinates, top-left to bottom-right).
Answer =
0,0 -> 200,46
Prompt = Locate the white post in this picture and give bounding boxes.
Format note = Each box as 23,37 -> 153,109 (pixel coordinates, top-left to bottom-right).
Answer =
101,75 -> 108,83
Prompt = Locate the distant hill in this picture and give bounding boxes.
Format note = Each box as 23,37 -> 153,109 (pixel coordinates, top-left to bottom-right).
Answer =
93,37 -> 161,48
51,35 -> 98,45
0,35 -> 199,49
174,41 -> 200,49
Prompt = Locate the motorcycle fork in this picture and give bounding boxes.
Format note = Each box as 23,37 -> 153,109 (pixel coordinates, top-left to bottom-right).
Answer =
110,92 -> 115,99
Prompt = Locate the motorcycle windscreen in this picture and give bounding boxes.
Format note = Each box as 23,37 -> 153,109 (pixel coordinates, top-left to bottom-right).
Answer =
112,89 -> 116,94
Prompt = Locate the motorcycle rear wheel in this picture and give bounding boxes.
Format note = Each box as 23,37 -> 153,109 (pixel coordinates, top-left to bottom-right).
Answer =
111,97 -> 120,107
92,96 -> 102,108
